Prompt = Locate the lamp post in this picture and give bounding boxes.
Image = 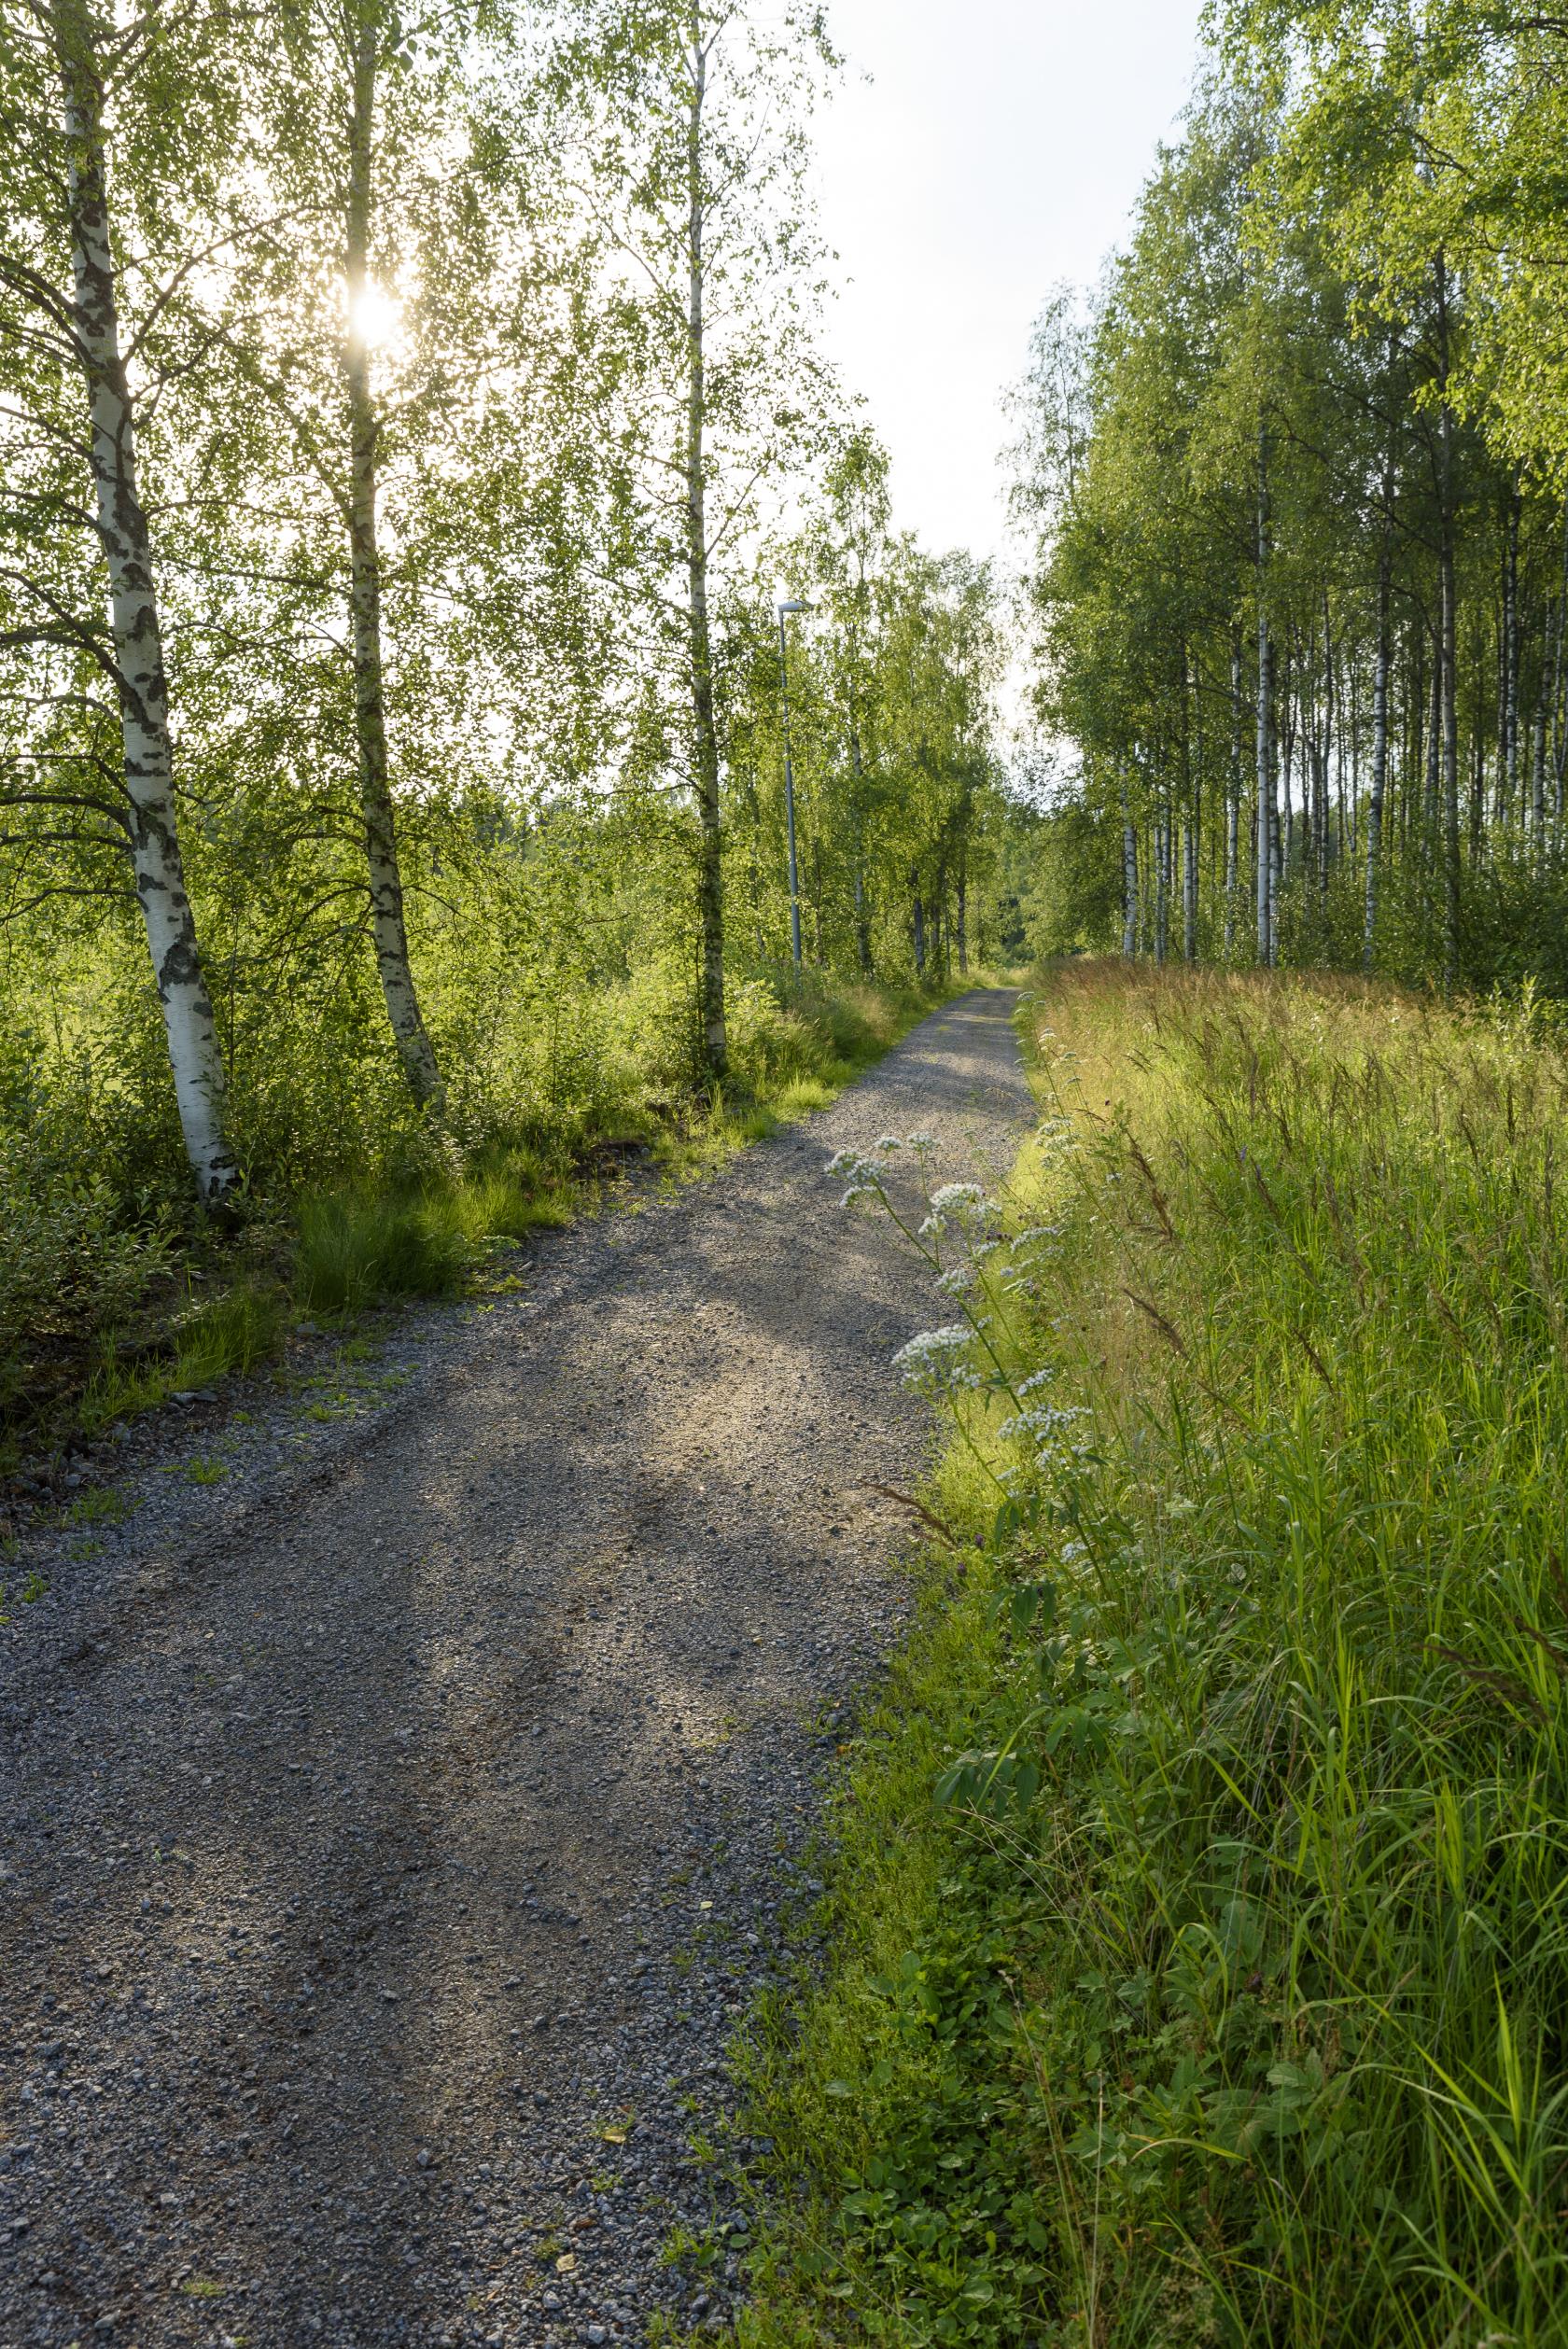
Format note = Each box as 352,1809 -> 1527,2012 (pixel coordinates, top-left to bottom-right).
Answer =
777,597 -> 808,971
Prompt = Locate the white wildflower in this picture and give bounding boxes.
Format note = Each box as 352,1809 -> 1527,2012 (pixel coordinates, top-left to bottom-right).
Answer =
929,1181 -> 987,1215
893,1324 -> 970,1367
826,1149 -> 884,1207
892,1323 -> 982,1395
997,1403 -> 1092,1456
1017,1366 -> 1057,1396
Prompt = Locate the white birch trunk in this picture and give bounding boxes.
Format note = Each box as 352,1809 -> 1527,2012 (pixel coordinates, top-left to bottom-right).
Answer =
1364,527 -> 1390,970
1120,768 -> 1137,959
849,726 -> 872,975
684,9 -> 727,1079
1505,488 -> 1520,825
1153,796 -> 1168,967
344,19 -> 444,1110
1225,642 -> 1240,957
1255,428 -> 1274,966
1183,657 -> 1197,963
55,4 -> 236,1202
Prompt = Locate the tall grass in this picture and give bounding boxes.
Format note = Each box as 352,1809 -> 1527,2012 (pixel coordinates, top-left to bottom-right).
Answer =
738,961 -> 1568,2348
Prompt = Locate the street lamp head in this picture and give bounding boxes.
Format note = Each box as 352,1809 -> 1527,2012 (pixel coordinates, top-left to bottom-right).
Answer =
777,598 -> 809,615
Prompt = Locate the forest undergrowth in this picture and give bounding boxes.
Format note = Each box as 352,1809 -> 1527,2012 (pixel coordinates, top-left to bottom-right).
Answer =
730,959 -> 1568,2349
1,961 -> 956,1481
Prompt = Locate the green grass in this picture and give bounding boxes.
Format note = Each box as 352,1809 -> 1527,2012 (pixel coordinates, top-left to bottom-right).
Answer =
78,1279 -> 288,1437
62,1482 -> 133,1528
730,960 -> 1568,2349
292,1189 -> 470,1314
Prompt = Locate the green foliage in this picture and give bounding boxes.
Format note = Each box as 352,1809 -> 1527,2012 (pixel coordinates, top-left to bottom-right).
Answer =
737,962 -> 1568,2348
1011,45 -> 1568,996
0,0 -> 1039,1429
0,1126 -> 172,1411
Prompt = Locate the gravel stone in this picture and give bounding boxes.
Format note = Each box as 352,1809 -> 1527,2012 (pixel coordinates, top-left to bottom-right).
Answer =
0,992 -> 1029,2346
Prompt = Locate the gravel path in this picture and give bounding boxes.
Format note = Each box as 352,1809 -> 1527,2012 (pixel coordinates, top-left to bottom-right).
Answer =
0,990 -> 1031,2349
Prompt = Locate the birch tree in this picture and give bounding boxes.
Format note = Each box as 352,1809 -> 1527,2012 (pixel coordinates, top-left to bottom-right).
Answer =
0,0 -> 239,1198
207,0 -> 500,1111
539,0 -> 838,1084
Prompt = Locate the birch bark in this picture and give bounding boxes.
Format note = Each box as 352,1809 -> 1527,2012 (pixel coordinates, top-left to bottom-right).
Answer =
343,15 -> 444,1109
1225,640 -> 1240,957
1182,658 -> 1197,964
54,1 -> 236,1202
848,728 -> 873,976
1154,790 -> 1169,967
1255,426 -> 1275,966
683,8 -> 727,1082
1365,519 -> 1391,969
1505,486 -> 1520,826
1436,258 -> 1462,994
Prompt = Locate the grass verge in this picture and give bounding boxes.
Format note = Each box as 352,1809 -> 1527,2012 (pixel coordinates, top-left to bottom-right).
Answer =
727,959 -> 1568,2349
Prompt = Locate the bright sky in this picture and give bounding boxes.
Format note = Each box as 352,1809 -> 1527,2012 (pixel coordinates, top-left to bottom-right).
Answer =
811,0 -> 1209,564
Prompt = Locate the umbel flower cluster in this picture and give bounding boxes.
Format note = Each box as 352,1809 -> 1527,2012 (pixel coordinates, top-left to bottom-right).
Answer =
824,1126 -> 1086,1479
892,1323 -> 984,1397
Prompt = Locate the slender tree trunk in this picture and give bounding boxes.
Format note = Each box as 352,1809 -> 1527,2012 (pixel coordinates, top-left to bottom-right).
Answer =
55,4 -> 236,1201
1119,765 -> 1137,958
848,726 -> 872,975
683,15 -> 726,1079
1181,657 -> 1197,964
1423,631 -> 1442,900
1505,483 -> 1520,826
1345,653 -> 1356,860
1225,638 -> 1241,956
1365,517 -> 1391,969
1256,426 -> 1274,965
1556,501 -> 1568,835
1154,789 -> 1169,967
1534,606 -> 1552,866
1318,608 -> 1333,907
744,762 -> 764,958
911,868 -> 925,975
344,21 -> 443,1108
1436,257 -> 1462,992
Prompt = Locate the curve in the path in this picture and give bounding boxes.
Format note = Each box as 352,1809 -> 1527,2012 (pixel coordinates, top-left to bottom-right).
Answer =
0,989 -> 1033,2349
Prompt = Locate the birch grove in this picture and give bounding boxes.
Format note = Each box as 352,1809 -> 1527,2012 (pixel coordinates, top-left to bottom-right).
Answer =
1012,36 -> 1568,989
0,0 -> 1015,1365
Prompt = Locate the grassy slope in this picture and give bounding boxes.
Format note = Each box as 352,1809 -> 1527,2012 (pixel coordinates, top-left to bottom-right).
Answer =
728,961 -> 1568,2349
